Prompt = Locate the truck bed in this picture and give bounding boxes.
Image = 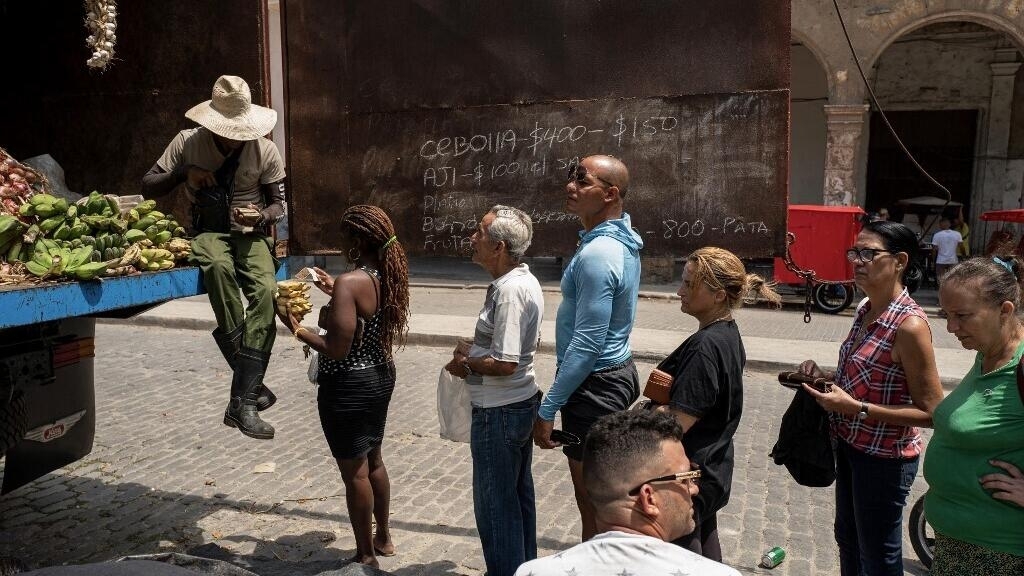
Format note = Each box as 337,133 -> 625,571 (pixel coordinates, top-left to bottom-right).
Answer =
0,268 -> 204,330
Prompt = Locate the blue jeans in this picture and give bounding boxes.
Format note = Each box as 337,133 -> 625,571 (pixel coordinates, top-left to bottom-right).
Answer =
471,392 -> 540,576
835,440 -> 919,576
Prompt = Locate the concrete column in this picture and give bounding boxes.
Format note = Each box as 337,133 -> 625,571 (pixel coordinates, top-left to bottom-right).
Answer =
822,104 -> 870,206
980,54 -> 1021,212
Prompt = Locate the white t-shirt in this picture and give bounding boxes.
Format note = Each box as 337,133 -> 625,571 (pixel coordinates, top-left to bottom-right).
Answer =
466,264 -> 544,408
513,531 -> 741,576
931,229 -> 963,265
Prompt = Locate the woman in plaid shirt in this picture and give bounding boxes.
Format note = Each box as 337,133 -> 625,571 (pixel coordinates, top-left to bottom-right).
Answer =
797,221 -> 945,576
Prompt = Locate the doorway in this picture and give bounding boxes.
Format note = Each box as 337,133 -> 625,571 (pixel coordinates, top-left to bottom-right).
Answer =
866,110 -> 977,222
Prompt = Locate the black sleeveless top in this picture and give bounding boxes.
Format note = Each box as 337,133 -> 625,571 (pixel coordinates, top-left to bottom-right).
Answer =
318,267 -> 390,374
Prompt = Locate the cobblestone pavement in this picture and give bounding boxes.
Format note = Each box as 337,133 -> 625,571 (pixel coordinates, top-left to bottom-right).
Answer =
0,324 -> 930,575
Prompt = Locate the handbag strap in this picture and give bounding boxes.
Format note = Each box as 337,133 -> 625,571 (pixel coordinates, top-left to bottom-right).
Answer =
214,143 -> 246,202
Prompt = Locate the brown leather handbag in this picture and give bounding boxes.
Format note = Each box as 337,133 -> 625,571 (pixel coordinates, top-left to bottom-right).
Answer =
643,368 -> 673,405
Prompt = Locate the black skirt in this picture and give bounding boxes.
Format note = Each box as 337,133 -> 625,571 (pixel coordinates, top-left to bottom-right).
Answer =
316,361 -> 396,460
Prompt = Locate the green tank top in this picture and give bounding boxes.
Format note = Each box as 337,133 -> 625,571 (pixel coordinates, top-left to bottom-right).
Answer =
924,341 -> 1024,556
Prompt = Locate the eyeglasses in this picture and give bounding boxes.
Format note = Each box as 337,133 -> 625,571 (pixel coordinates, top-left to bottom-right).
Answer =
846,247 -> 895,263
568,164 -> 614,188
627,469 -> 701,495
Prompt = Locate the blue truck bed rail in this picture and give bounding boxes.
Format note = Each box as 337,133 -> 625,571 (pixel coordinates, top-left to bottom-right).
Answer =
0,268 -> 205,330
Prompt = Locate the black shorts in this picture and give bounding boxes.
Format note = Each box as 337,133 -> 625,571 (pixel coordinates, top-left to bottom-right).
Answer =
560,359 -> 639,461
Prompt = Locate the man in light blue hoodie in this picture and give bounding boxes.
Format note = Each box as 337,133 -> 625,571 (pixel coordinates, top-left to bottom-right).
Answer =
533,154 -> 643,541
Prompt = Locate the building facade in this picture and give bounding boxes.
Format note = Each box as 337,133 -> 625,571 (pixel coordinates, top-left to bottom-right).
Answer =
792,0 -> 1024,251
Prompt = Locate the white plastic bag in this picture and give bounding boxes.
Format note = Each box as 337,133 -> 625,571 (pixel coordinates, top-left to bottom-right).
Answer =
436,367 -> 472,443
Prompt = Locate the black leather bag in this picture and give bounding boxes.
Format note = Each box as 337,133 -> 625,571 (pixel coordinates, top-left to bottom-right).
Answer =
191,145 -> 245,234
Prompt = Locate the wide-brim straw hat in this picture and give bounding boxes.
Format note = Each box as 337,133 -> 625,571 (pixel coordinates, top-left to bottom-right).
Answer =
185,75 -> 277,141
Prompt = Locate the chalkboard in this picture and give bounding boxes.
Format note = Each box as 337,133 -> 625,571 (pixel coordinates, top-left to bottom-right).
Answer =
281,0 -> 791,258
345,91 -> 788,257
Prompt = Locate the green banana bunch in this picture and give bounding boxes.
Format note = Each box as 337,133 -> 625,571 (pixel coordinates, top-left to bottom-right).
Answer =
132,215 -> 157,231
25,241 -> 57,278
80,215 -> 111,230
39,215 -> 64,234
6,240 -> 24,263
0,215 -> 28,256
29,194 -> 59,207
124,229 -> 147,244
63,246 -> 97,273
135,199 -> 157,215
72,259 -> 118,281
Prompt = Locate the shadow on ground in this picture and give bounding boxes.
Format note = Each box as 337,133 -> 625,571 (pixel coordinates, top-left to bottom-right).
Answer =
0,474 -> 514,576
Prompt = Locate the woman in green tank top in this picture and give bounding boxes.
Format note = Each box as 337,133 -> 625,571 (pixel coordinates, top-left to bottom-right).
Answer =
926,256 -> 1024,575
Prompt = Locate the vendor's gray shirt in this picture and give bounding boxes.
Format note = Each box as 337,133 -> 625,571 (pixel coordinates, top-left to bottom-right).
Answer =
466,263 -> 544,408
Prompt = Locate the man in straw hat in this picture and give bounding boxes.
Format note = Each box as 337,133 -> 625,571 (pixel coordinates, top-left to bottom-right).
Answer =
142,75 -> 286,440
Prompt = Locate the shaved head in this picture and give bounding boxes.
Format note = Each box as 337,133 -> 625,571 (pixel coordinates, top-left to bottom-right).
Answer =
585,155 -> 630,197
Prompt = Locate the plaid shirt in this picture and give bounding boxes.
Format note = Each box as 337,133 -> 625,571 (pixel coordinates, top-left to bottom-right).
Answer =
832,289 -> 927,458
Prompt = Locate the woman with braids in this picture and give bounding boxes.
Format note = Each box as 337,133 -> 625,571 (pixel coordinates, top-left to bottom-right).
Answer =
924,256 -> 1024,574
653,246 -> 780,561
797,221 -> 943,576
278,205 -> 410,568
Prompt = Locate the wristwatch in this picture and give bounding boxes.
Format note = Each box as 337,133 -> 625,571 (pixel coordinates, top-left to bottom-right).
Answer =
462,361 -> 476,377
857,401 -> 869,420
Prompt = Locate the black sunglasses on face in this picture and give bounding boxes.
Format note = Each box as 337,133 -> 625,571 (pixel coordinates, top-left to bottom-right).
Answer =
568,165 -> 614,188
846,247 -> 895,263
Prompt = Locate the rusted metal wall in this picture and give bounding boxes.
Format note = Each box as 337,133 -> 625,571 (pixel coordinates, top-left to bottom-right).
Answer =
0,1 -> 268,221
283,0 -> 791,258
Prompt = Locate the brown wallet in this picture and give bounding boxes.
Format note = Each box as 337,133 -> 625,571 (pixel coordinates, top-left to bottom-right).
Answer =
643,368 -> 673,405
777,371 -> 833,393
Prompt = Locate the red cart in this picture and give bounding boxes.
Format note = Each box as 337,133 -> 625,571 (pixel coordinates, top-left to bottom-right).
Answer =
980,209 -> 1024,257
773,205 -> 865,314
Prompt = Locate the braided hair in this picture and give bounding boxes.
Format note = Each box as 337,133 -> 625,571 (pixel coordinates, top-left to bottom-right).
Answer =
340,205 -> 410,353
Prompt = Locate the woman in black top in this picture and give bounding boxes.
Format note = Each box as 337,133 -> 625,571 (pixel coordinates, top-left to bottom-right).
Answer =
657,247 -> 780,561
280,205 -> 410,568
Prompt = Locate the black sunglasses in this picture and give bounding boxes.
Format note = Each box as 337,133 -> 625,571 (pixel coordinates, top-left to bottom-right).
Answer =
568,165 -> 614,188
846,247 -> 895,263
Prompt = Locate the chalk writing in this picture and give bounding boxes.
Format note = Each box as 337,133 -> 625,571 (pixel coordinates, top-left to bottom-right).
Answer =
350,91 -> 789,258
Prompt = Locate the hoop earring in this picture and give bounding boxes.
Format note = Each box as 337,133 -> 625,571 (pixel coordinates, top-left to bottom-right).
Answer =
348,247 -> 361,264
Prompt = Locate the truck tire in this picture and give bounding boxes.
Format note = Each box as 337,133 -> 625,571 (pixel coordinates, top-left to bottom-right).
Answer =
0,391 -> 27,457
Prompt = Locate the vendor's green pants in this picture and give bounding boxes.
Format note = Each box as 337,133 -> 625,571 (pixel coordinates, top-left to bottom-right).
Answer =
189,232 -> 278,353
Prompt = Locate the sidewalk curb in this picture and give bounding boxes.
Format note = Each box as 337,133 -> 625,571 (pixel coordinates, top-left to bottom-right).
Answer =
99,315 -> 963,388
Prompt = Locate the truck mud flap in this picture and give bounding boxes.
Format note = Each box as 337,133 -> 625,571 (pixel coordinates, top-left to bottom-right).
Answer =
1,318 -> 96,495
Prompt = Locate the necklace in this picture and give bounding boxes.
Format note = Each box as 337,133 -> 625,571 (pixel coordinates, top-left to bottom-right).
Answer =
700,313 -> 733,330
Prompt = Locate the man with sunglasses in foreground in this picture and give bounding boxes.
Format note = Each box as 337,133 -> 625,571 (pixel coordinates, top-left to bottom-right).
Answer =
516,411 -> 740,575
533,155 -> 644,541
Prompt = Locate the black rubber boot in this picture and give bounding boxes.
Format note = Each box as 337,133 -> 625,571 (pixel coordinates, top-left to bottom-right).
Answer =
223,347 -> 275,440
213,326 -> 276,411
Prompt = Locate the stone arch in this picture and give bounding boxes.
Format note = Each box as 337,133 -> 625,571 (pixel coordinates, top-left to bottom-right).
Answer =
790,28 -> 832,204
862,11 -> 1024,236
867,11 -> 1024,71
791,27 -> 835,97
